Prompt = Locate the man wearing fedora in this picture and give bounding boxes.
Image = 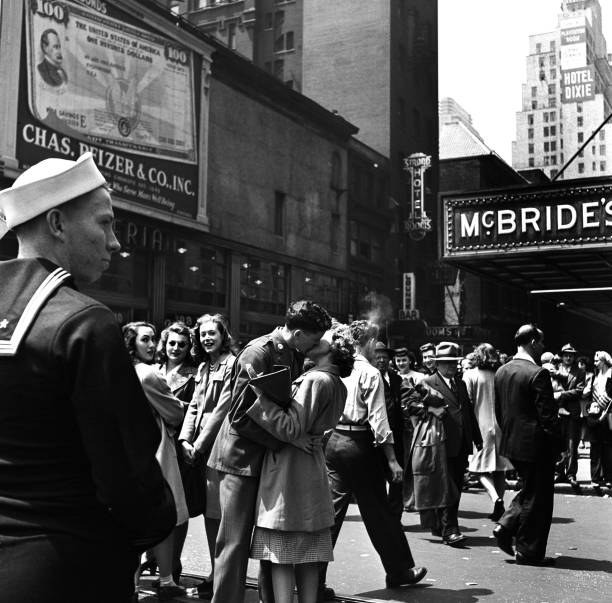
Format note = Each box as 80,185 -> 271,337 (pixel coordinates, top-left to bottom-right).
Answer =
374,341 -> 404,519
493,324 -> 561,566
553,343 -> 586,493
405,341 -> 482,547
0,154 -> 176,602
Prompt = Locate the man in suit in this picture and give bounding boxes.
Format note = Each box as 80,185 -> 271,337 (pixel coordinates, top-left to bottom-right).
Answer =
493,324 -> 561,566
207,301 -> 331,603
411,342 -> 482,546
373,341 -> 405,519
553,343 -> 585,493
0,154 -> 175,602
37,29 -> 68,87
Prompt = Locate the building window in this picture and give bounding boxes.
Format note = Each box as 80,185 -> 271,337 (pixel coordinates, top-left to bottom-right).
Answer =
527,114 -> 534,125
551,141 -> 556,151
600,144 -> 606,155
550,40 -> 556,52
577,103 -> 583,113
577,116 -> 583,127
528,128 -> 534,139
528,157 -> 535,167
579,150 -> 584,157
285,31 -> 294,50
544,156 -> 550,166
578,132 -> 584,143
539,70 -> 546,81
536,42 -> 542,53
240,258 -> 286,316
551,155 -> 556,164
264,12 -> 273,28
539,56 -> 545,68
600,130 -> 605,140
531,100 -> 537,109
550,54 -> 556,66
550,111 -> 556,121
274,59 -> 284,79
544,142 -> 549,152
274,191 -> 285,236
228,22 -> 237,50
274,10 -> 284,27
548,83 -> 556,95
549,96 -> 556,107
578,162 -> 585,174
543,126 -> 549,137
551,168 -> 558,178
550,68 -> 556,79
531,86 -> 537,97
528,143 -> 534,154
550,125 -> 556,135
543,113 -> 549,123
593,161 -> 597,171
601,161 -> 607,171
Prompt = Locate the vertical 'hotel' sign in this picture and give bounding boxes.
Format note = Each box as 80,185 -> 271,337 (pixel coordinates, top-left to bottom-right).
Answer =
403,152 -> 432,240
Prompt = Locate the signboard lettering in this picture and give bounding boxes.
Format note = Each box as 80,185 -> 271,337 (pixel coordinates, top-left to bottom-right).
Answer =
443,185 -> 612,258
562,66 -> 595,103
403,153 -> 432,240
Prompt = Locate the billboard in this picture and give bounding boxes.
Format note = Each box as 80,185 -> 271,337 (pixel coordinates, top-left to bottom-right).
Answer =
561,27 -> 586,46
561,66 -> 595,103
442,184 -> 612,259
18,0 -> 199,218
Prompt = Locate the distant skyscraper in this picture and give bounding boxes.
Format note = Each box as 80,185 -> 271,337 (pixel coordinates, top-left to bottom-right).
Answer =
439,97 -> 491,159
512,0 -> 612,179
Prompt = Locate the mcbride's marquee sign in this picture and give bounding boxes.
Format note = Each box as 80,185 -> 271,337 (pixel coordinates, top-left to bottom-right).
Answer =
442,182 -> 612,259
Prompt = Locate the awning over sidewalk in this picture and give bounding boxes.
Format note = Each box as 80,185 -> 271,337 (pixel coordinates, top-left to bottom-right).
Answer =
440,176 -> 612,325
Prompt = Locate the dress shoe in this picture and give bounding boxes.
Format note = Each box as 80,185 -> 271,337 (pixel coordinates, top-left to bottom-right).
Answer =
489,498 -> 505,522
493,524 -> 514,556
316,585 -> 336,602
196,578 -> 214,599
385,566 -> 427,588
515,553 -> 556,566
443,532 -> 467,547
157,584 -> 186,601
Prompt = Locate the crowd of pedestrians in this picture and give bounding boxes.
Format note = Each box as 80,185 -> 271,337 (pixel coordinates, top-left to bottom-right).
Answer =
1,154 -> 611,603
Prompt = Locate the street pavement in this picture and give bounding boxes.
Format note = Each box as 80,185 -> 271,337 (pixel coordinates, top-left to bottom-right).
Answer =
138,455 -> 612,602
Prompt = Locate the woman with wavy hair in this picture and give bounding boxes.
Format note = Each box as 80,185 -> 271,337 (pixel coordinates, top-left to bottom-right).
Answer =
123,321 -> 188,601
463,343 -> 513,521
245,322 -> 354,603
177,313 -> 235,598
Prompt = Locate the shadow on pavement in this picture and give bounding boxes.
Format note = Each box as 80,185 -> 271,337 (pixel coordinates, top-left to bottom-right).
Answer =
458,509 -> 491,519
550,516 -> 575,524
554,555 -> 612,573
358,585 -> 494,601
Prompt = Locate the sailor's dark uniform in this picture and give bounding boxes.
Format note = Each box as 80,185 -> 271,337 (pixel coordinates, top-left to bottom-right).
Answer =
0,258 -> 175,603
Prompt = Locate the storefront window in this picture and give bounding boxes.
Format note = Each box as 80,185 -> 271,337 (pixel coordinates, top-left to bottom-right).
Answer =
166,242 -> 227,310
240,256 -> 286,315
299,270 -> 348,319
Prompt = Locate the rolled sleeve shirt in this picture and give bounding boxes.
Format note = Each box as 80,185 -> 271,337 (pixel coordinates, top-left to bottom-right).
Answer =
340,355 -> 394,445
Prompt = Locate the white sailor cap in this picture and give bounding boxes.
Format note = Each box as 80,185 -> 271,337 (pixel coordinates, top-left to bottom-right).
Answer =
0,152 -> 106,239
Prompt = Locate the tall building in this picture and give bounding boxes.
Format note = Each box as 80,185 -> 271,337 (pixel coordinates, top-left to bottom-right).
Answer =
513,0 -> 612,180
176,1 -> 440,329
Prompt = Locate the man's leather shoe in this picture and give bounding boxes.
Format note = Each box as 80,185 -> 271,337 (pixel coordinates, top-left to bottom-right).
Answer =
569,477 -> 582,495
444,532 -> 467,547
515,553 -> 556,566
385,566 -> 427,588
493,524 -> 514,556
196,578 -> 214,599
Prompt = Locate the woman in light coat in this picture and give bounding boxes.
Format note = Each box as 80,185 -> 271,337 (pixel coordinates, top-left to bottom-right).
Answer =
246,323 -> 354,603
178,313 -> 235,598
463,343 -> 513,521
123,321 -> 188,601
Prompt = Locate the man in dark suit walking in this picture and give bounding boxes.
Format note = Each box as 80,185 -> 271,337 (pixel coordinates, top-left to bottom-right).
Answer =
493,324 -> 561,566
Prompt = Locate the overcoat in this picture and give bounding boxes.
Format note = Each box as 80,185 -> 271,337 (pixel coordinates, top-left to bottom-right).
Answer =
246,364 -> 347,532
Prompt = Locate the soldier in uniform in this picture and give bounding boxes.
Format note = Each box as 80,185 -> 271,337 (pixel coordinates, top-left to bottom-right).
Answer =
207,300 -> 332,603
0,153 -> 175,602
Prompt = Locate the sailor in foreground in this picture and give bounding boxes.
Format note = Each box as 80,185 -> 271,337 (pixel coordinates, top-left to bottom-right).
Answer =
0,153 -> 175,603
